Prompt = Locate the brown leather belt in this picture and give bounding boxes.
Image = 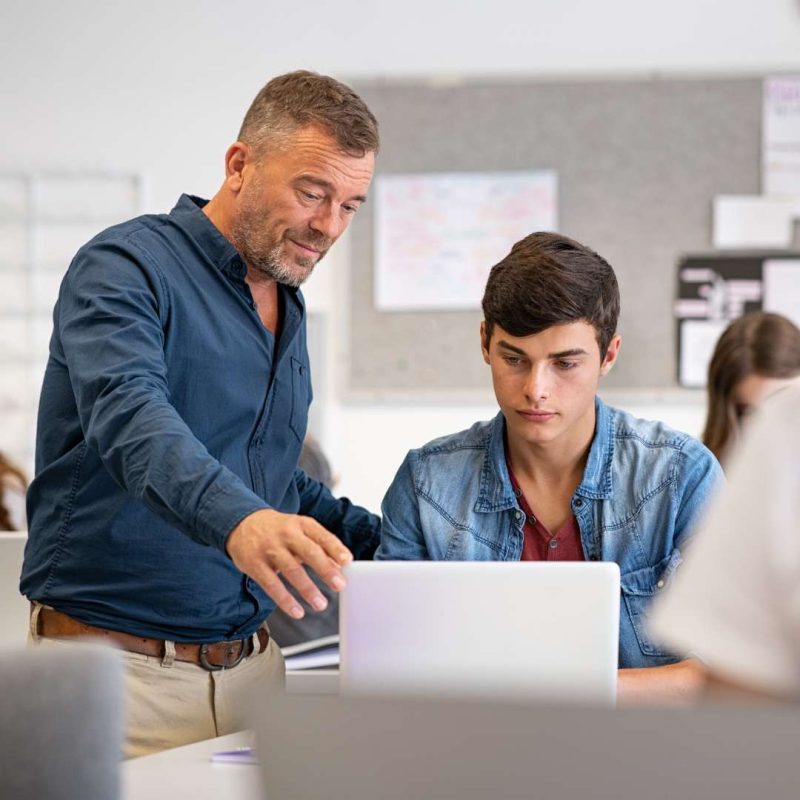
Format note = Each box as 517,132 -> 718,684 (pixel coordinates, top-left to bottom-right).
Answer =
35,605 -> 269,671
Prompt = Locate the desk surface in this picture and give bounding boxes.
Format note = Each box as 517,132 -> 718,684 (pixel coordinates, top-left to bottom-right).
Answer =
285,667 -> 339,694
122,731 -> 260,800
122,669 -> 337,800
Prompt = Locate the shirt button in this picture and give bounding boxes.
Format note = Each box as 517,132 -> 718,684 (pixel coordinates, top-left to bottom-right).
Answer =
548,540 -> 558,549
656,579 -> 665,589
515,511 -> 523,521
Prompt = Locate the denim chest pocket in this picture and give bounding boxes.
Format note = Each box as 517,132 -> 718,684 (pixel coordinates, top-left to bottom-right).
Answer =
442,527 -> 505,560
288,357 -> 310,442
620,550 -> 682,658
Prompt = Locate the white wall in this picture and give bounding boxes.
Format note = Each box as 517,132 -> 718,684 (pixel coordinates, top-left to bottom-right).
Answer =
2,1 -> 800,211
2,0 -> 798,508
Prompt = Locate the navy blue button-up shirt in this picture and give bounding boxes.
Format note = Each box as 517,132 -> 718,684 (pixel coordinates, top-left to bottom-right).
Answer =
21,195 -> 379,641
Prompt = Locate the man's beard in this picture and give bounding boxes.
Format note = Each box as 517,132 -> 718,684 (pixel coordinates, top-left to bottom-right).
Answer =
230,223 -> 330,288
229,193 -> 331,288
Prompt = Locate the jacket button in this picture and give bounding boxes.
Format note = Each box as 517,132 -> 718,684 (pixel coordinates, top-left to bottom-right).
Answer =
574,498 -> 583,507
589,555 -> 599,561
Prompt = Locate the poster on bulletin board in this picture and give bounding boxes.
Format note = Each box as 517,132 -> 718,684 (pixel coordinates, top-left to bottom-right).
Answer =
763,76 -> 800,195
373,170 -> 558,312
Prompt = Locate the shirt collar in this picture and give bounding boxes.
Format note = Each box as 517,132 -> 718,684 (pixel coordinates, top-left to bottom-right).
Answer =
169,194 -> 246,279
474,412 -> 519,513
575,396 -> 614,499
168,194 -> 305,314
475,396 -> 615,512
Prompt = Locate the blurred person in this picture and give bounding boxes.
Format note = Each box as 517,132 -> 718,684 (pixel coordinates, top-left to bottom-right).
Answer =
702,312 -> 800,464
651,384 -> 800,701
20,71 -> 381,756
0,452 -> 26,531
377,232 -> 723,704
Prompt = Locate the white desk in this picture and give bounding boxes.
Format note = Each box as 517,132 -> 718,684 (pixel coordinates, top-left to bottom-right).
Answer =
122,731 -> 261,800
123,669 -> 337,800
285,667 -> 339,694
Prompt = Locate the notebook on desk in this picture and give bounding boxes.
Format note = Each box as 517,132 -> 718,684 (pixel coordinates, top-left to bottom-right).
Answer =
339,560 -> 620,705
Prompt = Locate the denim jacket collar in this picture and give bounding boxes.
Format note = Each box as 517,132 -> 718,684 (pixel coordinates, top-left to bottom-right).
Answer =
576,396 -> 614,501
474,413 -> 518,514
474,396 -> 614,514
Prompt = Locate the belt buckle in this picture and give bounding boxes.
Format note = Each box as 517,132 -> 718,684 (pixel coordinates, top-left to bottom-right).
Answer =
198,639 -> 247,672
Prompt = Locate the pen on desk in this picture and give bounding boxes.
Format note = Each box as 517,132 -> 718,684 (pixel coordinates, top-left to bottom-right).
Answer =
210,746 -> 257,764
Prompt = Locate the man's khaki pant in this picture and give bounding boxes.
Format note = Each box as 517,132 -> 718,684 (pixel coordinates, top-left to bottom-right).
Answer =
29,604 -> 285,758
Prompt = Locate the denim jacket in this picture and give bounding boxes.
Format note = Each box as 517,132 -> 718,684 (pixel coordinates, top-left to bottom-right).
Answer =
376,397 -> 723,668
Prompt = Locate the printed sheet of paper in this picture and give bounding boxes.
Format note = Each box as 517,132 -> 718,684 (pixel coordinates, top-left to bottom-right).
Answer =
679,319 -> 729,388
763,77 -> 800,195
374,170 -> 558,311
763,259 -> 800,328
713,195 -> 800,249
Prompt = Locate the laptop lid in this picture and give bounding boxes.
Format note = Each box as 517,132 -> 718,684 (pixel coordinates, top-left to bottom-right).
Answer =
340,561 -> 619,704
254,692 -> 800,800
0,644 -> 123,800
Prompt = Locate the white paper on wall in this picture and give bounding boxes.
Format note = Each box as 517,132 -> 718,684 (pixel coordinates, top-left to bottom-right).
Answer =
374,170 -> 558,311
763,77 -> 800,196
763,259 -> 800,328
679,319 -> 729,388
712,195 -> 800,249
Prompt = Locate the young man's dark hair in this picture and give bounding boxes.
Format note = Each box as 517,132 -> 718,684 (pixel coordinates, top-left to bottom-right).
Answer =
481,232 -> 620,356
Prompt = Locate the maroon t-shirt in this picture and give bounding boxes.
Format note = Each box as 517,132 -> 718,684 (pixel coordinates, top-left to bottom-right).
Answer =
507,461 -> 585,562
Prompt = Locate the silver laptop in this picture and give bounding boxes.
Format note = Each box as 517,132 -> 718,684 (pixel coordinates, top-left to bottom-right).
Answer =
340,561 -> 619,705
0,532 -> 29,647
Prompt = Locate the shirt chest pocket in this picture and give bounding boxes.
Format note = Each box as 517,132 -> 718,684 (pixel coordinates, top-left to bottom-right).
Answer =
289,357 -> 311,442
620,550 -> 682,657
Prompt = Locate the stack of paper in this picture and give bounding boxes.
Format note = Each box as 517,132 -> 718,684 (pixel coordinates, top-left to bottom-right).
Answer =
281,634 -> 340,670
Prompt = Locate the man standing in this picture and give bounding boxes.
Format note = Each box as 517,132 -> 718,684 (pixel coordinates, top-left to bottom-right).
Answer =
21,71 -> 380,756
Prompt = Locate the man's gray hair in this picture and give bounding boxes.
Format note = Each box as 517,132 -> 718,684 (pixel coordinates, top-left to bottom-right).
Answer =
238,70 -> 379,158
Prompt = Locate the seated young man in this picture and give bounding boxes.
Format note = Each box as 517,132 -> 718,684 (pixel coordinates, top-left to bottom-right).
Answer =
376,232 -> 723,703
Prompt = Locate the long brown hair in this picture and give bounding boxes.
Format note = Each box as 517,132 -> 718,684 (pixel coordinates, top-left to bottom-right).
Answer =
0,452 -> 27,531
703,312 -> 800,461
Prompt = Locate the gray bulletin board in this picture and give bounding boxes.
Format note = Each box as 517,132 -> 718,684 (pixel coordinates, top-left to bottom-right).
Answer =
347,76 -> 763,394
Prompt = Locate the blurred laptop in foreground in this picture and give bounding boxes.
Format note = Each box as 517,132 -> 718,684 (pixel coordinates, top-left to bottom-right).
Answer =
254,690 -> 800,800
